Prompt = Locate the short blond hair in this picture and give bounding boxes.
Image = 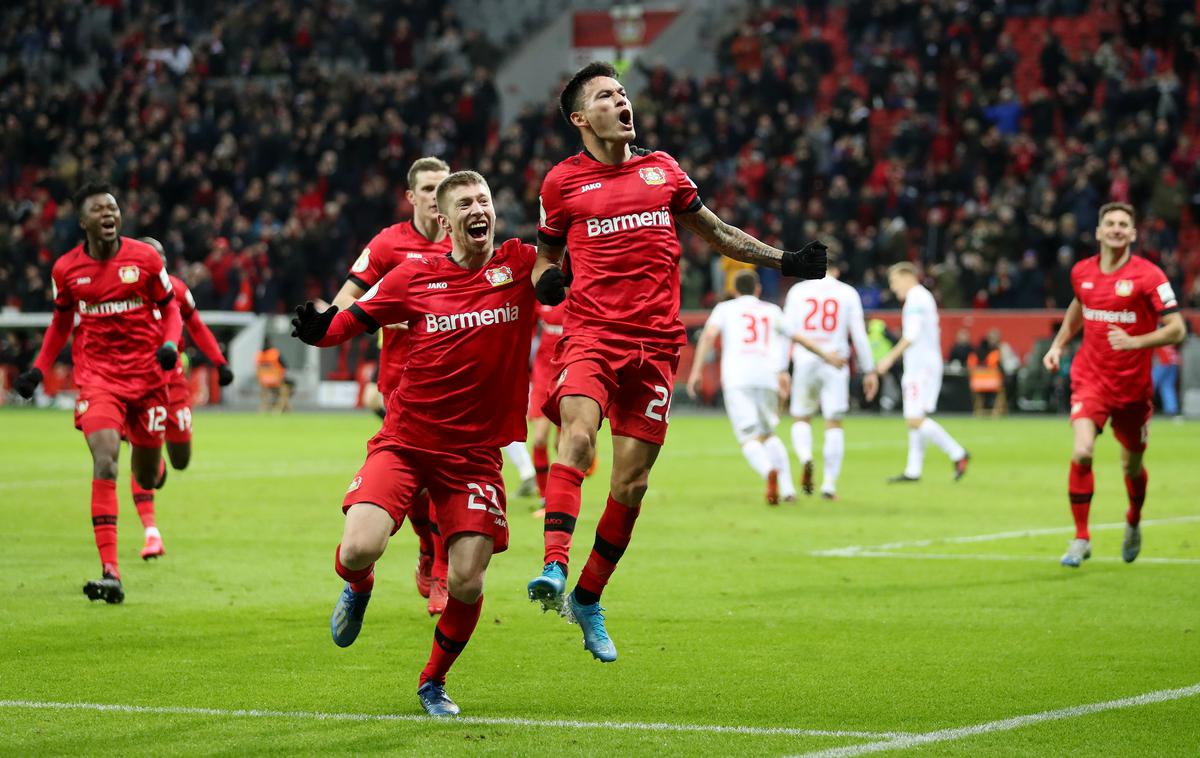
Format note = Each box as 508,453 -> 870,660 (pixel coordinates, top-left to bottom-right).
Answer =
407,156 -> 450,190
435,170 -> 489,213
888,261 -> 919,279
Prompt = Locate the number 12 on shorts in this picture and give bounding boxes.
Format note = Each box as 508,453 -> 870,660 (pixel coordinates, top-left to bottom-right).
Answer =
146,406 -> 167,432
645,385 -> 671,422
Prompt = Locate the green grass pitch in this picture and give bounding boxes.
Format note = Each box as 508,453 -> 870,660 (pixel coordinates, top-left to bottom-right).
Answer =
1,408 -> 1197,756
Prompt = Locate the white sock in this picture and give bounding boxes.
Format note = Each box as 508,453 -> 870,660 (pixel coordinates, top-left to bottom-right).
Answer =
764,436 -> 795,496
823,427 -> 844,493
741,439 -> 773,479
791,421 -> 813,463
919,418 -> 965,461
145,526 -> 161,539
503,441 -> 536,480
905,427 -> 926,478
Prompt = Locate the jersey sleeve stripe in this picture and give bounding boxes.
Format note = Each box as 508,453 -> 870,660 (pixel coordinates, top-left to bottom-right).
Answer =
347,274 -> 370,290
680,197 -> 703,214
1160,305 -> 1180,316
155,291 -> 175,308
348,303 -> 380,333
537,229 -> 567,247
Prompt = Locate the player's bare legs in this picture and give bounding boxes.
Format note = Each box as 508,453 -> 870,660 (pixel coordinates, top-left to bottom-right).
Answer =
418,532 -> 493,716
891,414 -> 968,482
166,441 -> 190,471
84,429 -> 125,603
1119,444 -> 1147,563
1062,418 -> 1098,567
330,503 -> 393,646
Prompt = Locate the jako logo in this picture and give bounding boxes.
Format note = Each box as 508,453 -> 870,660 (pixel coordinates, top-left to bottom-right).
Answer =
427,282 -> 448,289
425,305 -> 520,333
585,207 -> 671,237
580,182 -> 602,193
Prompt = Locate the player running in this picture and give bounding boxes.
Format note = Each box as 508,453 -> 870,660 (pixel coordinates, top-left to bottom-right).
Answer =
1042,203 -> 1184,568
292,171 -> 536,716
783,261 -> 879,499
127,237 -> 234,560
875,262 -> 969,483
526,61 -> 827,662
14,183 -> 182,603
686,270 -> 796,504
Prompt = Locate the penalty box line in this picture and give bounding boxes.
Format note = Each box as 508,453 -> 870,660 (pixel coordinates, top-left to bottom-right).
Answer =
0,699 -> 911,740
791,682 -> 1200,757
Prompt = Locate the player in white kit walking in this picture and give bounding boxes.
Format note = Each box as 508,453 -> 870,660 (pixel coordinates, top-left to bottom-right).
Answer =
783,261 -> 879,499
874,263 -> 970,482
687,270 -> 796,504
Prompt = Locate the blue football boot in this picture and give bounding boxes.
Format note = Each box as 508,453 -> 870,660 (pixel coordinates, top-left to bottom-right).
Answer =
527,562 -> 567,613
566,591 -> 617,662
417,681 -> 460,717
330,583 -> 371,647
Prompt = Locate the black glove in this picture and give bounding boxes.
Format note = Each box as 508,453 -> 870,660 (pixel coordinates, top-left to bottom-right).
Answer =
292,302 -> 338,345
535,267 -> 567,306
14,367 -> 42,399
781,239 -> 828,280
157,342 -> 178,370
217,364 -> 234,387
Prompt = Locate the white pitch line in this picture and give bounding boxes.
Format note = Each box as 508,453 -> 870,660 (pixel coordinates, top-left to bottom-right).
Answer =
818,551 -> 1200,565
792,682 -> 1200,758
0,699 -> 909,740
811,515 -> 1200,557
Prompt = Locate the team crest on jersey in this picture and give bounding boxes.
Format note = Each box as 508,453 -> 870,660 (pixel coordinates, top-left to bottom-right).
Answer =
352,248 -> 371,273
77,399 -> 89,415
484,266 -> 513,287
118,266 -> 140,284
638,167 -> 667,186
346,476 -> 362,493
1114,279 -> 1134,297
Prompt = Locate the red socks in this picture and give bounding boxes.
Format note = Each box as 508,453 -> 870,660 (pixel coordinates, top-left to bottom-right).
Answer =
533,445 -> 550,498
131,474 -> 156,529
1068,461 -> 1094,540
91,479 -> 119,577
543,463 -> 585,567
420,595 -> 483,685
1125,468 -> 1148,527
575,495 -> 640,602
334,544 -> 374,594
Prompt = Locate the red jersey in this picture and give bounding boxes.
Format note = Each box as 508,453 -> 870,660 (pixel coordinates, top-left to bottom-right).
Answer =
345,220 -> 452,395
1070,254 -> 1179,403
48,238 -> 176,396
342,239 -> 537,450
166,274 -> 228,376
537,148 -> 701,346
533,301 -> 567,371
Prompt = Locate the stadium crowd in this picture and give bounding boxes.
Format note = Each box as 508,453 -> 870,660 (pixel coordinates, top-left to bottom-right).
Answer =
2,0 -> 1200,317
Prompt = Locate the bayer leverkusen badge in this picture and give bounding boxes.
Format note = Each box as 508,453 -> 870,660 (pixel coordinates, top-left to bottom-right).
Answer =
118,265 -> 140,284
638,167 -> 666,185
485,266 -> 513,287
1114,279 -> 1134,297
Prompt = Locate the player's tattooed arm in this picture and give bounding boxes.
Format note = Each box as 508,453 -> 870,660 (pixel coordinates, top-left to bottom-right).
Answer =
676,207 -> 827,279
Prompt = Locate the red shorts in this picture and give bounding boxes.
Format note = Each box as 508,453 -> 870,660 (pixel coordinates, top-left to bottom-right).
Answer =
1070,390 -> 1152,452
527,357 -> 554,420
165,371 -> 193,444
74,384 -> 169,449
342,442 -> 509,553
542,335 -> 680,446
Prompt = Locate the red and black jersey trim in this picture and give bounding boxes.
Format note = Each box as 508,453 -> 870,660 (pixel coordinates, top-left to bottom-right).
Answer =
54,300 -> 73,311
537,229 -> 567,247
346,274 -> 370,290
349,303 -> 380,333
680,196 -> 703,214
1160,305 -> 1180,316
155,290 -> 175,309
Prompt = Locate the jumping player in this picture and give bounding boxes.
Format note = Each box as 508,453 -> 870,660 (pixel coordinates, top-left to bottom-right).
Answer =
783,260 -> 878,499
686,270 -> 796,504
293,171 -> 536,716
1042,202 -> 1184,567
14,183 -> 182,603
526,61 -> 827,662
875,262 -> 969,484
128,237 -> 234,560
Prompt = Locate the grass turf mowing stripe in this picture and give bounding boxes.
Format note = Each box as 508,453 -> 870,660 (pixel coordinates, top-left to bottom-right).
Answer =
791,683 -> 1200,757
0,700 -> 912,739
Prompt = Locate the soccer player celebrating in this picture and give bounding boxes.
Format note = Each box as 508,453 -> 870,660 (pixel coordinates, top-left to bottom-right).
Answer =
783,261 -> 879,500
14,183 -> 182,603
875,262 -> 969,484
1042,203 -> 1184,567
128,237 -> 234,560
526,61 -> 827,662
329,157 -> 455,615
686,270 -> 796,504
292,171 -> 536,717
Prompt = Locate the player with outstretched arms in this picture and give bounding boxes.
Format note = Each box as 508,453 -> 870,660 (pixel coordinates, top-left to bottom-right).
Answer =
686,270 -> 796,504
526,61 -> 828,662
126,237 -> 234,560
783,260 -> 879,500
1042,202 -> 1184,567
292,171 -> 536,716
14,183 -> 182,603
875,262 -> 970,484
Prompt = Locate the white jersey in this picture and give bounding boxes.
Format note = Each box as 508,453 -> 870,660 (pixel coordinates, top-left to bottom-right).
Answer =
900,284 -> 942,373
783,276 -> 874,371
704,295 -> 789,390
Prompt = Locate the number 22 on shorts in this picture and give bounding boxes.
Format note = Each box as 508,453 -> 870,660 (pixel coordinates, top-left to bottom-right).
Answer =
645,385 -> 671,422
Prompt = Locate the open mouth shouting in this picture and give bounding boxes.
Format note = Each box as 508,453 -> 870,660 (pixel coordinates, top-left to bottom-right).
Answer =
99,218 -> 119,238
617,107 -> 634,132
465,218 -> 490,244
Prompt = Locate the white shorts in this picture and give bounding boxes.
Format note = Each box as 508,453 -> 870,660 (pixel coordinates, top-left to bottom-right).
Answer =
723,386 -> 780,443
902,364 -> 943,418
790,357 -> 849,419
